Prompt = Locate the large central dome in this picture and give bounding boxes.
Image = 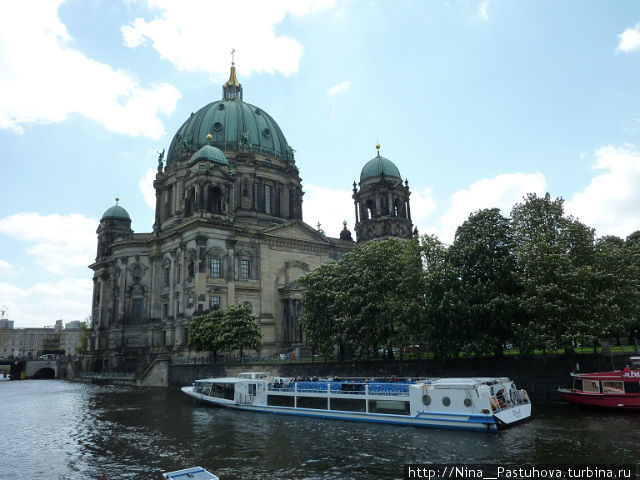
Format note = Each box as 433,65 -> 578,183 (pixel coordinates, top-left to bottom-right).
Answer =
167,63 -> 293,165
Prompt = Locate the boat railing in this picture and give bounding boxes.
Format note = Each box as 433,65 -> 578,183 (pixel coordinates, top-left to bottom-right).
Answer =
267,381 -> 411,396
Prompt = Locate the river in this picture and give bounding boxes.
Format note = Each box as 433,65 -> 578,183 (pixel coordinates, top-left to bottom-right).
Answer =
0,380 -> 637,479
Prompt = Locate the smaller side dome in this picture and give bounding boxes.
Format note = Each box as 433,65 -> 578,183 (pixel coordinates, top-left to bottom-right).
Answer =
101,204 -> 131,221
360,154 -> 402,182
188,145 -> 229,167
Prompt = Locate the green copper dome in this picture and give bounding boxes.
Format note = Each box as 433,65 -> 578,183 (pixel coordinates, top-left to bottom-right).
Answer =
167,99 -> 293,165
188,144 -> 229,167
101,204 -> 131,221
360,154 -> 402,182
167,63 -> 293,165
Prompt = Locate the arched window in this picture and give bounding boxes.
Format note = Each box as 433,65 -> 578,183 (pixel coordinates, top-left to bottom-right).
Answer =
365,199 -> 374,219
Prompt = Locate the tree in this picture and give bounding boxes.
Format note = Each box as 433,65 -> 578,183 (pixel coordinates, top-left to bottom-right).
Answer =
188,309 -> 225,360
447,209 -> 521,356
76,317 -> 91,355
299,238 -> 424,360
510,193 -> 596,353
419,234 -> 461,359
298,262 -> 342,359
220,305 -> 261,358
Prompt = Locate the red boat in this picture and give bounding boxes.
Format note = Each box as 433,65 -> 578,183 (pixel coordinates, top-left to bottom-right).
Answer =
558,356 -> 640,409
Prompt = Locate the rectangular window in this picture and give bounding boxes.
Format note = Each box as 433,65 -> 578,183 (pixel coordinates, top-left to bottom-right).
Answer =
210,296 -> 220,310
253,182 -> 259,210
163,266 -> 170,286
267,395 -> 294,407
240,259 -> 250,279
602,381 -> 624,393
368,399 -> 411,415
131,299 -> 144,323
265,185 -> 272,214
210,258 -> 221,278
297,396 -> 328,410
330,398 -> 367,412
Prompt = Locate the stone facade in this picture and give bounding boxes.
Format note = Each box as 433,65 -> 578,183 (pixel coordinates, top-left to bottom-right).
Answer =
88,64 -> 355,373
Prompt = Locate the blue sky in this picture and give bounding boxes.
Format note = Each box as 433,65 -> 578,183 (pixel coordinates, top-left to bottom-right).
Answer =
1,0 -> 640,327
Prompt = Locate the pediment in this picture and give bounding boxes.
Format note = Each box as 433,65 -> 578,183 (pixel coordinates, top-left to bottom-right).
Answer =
261,221 -> 328,243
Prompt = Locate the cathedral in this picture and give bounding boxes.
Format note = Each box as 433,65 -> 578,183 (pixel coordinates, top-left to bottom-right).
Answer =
88,61 -> 414,372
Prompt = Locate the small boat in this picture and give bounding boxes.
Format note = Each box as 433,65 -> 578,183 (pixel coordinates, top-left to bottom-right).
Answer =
162,466 -> 219,479
181,372 -> 532,433
558,356 -> 640,409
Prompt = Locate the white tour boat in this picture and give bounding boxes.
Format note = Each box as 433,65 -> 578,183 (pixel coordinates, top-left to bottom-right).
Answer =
181,372 -> 532,433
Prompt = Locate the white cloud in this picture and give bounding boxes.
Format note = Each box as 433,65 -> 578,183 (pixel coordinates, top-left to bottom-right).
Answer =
326,81 -> 351,96
0,213 -> 97,275
0,277 -> 91,328
0,1 -> 181,137
408,187 -> 437,237
121,0 -> 336,78
0,259 -> 16,275
617,23 -> 640,53
303,183 -> 354,237
434,172 -> 547,243
474,0 -> 489,22
140,167 -> 157,209
566,145 -> 640,238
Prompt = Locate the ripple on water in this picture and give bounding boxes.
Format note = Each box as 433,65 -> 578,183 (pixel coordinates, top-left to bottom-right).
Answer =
1,381 -> 639,479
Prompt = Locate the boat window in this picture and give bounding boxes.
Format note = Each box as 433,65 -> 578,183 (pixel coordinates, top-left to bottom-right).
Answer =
464,398 -> 472,408
368,399 -> 410,415
267,395 -> 294,407
209,383 -> 235,400
330,398 -> 366,412
248,384 -> 257,396
297,396 -> 328,410
572,378 -> 583,391
422,394 -> 431,406
624,381 -> 640,393
194,382 -> 211,394
582,380 -> 600,393
442,396 -> 451,407
602,381 -> 624,393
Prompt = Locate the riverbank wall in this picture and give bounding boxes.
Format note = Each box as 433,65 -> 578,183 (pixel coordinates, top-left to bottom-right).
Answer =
167,352 -> 634,404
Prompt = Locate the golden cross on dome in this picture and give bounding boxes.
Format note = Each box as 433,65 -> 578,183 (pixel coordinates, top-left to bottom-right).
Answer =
231,48 -> 236,65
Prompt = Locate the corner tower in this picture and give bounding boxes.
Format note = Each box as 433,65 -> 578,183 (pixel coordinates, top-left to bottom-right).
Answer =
352,145 -> 413,243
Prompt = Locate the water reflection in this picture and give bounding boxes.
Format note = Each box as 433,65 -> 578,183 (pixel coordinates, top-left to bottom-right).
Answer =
0,380 -> 638,480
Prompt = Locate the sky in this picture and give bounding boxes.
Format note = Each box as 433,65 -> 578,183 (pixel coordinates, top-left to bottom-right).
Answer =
1,0 -> 640,328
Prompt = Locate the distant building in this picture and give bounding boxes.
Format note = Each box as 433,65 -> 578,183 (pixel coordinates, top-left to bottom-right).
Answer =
0,319 -> 14,329
0,320 -> 86,359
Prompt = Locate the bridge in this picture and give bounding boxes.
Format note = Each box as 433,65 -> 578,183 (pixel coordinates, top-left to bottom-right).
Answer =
25,359 -> 58,379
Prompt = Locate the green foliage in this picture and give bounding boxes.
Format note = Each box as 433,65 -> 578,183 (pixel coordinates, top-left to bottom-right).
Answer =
447,208 -> 521,357
298,262 -> 341,358
298,192 -> 640,360
189,305 -> 261,358
76,317 -> 91,355
189,309 -> 225,357
300,238 -> 424,360
221,305 -> 261,356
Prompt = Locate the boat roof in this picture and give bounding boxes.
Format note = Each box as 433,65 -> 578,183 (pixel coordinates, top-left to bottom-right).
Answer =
195,377 -> 242,384
431,377 -> 510,387
162,466 -> 219,480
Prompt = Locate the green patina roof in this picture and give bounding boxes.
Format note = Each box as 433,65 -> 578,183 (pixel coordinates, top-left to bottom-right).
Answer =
360,154 -> 402,182
188,144 -> 229,167
167,99 -> 293,165
101,204 -> 131,221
